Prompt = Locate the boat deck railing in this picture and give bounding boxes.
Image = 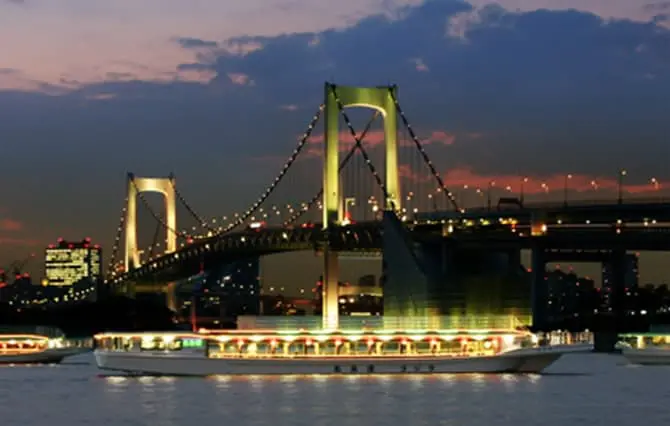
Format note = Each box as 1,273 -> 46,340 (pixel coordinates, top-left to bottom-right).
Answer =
208,350 -> 497,359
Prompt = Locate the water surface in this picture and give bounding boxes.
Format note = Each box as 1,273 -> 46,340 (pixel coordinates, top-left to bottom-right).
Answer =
0,354 -> 667,426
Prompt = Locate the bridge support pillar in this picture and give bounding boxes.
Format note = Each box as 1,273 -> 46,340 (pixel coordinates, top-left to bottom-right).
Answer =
531,246 -> 548,330
322,248 -> 340,330
125,174 -> 177,271
166,281 -> 178,312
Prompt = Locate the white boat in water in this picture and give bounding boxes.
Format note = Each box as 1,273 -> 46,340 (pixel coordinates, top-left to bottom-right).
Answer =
618,333 -> 670,366
94,329 -> 591,376
0,333 -> 90,364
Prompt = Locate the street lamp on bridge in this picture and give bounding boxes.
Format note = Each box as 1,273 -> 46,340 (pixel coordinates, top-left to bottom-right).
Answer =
541,182 -> 549,195
520,177 -> 529,206
487,181 -> 496,212
563,174 -> 572,207
618,169 -> 627,204
651,177 -> 661,200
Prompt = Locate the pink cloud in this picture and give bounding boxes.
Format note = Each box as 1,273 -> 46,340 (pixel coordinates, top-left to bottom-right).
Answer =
280,104 -> 299,111
427,130 -> 455,145
429,168 -> 663,197
411,58 -> 429,72
0,219 -> 22,232
0,237 -> 39,246
303,129 -> 460,157
227,72 -> 253,85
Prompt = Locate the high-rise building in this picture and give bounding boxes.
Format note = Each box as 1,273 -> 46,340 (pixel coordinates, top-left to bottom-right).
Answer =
602,253 -> 639,291
44,238 -> 102,287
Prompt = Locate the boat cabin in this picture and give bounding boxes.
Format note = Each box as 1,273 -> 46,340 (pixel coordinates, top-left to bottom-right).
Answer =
0,334 -> 52,355
94,329 -> 536,358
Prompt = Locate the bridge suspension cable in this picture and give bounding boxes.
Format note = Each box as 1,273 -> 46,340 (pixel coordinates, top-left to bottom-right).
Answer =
215,103 -> 326,235
146,217 -> 164,261
283,110 -> 382,226
388,88 -> 461,212
105,196 -> 128,280
167,174 -> 218,235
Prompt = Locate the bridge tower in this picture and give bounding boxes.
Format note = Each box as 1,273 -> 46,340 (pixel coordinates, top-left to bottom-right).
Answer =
124,173 -> 177,271
322,83 -> 401,330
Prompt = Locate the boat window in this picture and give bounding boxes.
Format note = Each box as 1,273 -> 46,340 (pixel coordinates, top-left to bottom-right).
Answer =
319,341 -> 342,355
169,339 -> 183,351
651,336 -> 670,347
413,341 -> 434,354
382,342 -> 402,354
140,337 -> 163,351
286,341 -> 318,355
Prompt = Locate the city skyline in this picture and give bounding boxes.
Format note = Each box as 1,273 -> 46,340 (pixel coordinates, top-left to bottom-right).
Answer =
1,0 -> 670,285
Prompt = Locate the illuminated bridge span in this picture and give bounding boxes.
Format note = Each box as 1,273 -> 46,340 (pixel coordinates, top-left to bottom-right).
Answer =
103,82 -> 670,330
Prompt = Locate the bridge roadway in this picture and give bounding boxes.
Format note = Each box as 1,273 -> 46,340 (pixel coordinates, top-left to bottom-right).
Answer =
416,200 -> 670,224
109,218 -> 670,287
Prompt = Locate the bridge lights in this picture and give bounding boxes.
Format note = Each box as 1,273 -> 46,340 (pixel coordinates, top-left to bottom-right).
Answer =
563,174 -> 572,207
487,181 -> 496,212
651,178 -> 660,195
618,170 -> 627,204
520,177 -> 529,204
541,182 -> 549,194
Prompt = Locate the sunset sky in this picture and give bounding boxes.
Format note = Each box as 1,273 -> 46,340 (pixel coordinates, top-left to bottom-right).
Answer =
1,0 -> 669,287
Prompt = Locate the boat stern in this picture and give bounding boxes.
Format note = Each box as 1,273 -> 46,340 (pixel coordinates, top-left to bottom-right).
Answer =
502,344 -> 593,373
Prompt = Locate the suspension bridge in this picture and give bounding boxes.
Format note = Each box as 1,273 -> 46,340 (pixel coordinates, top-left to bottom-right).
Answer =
101,82 -> 670,330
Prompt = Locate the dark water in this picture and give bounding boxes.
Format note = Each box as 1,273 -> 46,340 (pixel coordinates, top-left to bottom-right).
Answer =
0,354 -> 668,425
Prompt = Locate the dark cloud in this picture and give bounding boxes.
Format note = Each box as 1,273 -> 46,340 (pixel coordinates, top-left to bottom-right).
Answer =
175,37 -> 218,49
179,1 -> 670,177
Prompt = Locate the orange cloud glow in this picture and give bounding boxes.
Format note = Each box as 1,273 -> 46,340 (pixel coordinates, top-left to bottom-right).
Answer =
424,168 -> 665,198
303,129 -> 458,157
0,219 -> 22,232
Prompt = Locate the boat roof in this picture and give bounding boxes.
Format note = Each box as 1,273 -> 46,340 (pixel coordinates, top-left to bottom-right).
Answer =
620,333 -> 670,337
0,334 -> 54,341
95,328 -> 531,339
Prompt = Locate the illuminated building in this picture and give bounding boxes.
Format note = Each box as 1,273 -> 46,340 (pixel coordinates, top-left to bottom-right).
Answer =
44,238 -> 102,287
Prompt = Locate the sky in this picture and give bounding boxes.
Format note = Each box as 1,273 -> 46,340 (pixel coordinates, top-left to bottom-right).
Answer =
1,0 -> 670,288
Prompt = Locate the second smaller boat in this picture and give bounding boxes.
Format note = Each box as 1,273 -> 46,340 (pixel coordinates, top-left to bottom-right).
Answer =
617,333 -> 670,366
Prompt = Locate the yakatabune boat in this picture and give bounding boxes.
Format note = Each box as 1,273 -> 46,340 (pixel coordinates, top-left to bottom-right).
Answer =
93,328 -> 589,376
0,333 -> 89,364
617,333 -> 670,366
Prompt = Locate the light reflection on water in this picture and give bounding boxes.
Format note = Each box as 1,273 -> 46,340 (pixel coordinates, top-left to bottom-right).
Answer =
0,354 -> 669,425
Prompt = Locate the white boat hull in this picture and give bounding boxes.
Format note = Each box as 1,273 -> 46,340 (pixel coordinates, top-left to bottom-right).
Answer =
0,347 -> 89,364
95,345 -> 588,376
622,348 -> 670,366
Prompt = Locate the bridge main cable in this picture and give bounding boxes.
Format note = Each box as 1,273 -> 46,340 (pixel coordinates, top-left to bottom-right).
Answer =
105,196 -> 129,280
167,174 -> 218,235
217,104 -> 325,235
